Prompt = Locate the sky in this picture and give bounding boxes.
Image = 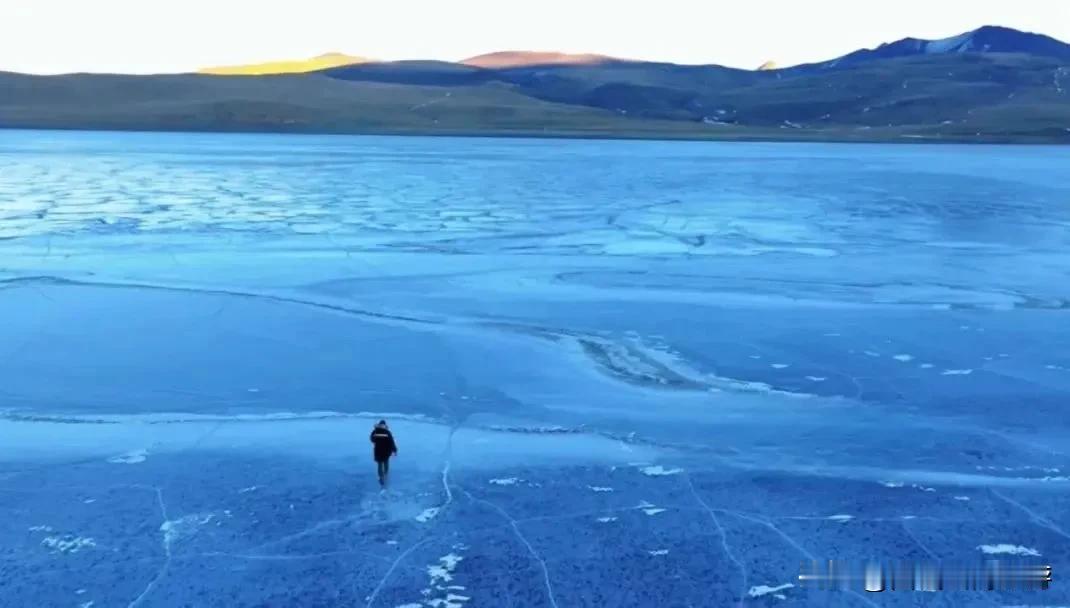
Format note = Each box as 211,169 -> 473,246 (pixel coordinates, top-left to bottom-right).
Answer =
2,0 -> 1069,74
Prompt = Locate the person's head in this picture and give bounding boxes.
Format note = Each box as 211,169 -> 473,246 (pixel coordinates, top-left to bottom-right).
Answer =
376,419 -> 387,429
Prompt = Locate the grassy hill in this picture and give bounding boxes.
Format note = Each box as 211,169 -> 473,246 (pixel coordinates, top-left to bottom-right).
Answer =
0,71 -> 722,137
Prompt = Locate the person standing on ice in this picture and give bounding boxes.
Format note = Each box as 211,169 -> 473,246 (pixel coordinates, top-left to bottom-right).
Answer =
370,420 -> 398,487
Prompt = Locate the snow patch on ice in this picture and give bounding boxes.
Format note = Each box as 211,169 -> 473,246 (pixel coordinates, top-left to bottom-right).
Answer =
488,478 -> 520,486
418,546 -> 470,608
977,544 -> 1040,557
640,465 -> 683,476
428,553 -> 463,585
588,486 -> 614,492
805,376 -> 826,382
770,363 -> 790,369
708,374 -> 814,399
416,507 -> 441,523
893,354 -> 914,362
237,486 -> 259,494
29,525 -> 54,532
42,535 -> 96,554
107,449 -> 148,464
954,496 -> 971,501
161,513 -> 214,545
648,549 -> 669,556
827,514 -> 853,522
941,369 -> 973,376
637,500 -> 667,516
597,516 -> 618,523
749,583 -> 794,597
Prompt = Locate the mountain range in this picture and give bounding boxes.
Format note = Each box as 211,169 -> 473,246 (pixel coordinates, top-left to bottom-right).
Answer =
2,26 -> 1068,143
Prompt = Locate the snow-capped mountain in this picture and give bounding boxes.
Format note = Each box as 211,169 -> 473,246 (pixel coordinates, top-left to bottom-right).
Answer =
812,25 -> 1070,69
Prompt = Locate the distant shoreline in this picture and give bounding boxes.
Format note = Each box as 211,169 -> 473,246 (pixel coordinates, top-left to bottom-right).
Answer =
3,124 -> 1067,146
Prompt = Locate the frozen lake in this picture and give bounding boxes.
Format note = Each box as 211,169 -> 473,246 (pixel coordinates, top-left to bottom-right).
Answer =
1,131 -> 1068,607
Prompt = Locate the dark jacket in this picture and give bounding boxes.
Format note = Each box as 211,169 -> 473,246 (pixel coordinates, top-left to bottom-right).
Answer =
370,427 -> 397,462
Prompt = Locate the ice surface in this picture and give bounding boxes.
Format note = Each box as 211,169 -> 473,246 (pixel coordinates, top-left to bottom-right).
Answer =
2,132 -> 1069,607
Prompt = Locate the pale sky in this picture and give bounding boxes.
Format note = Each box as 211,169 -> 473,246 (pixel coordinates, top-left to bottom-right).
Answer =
2,0 -> 1069,74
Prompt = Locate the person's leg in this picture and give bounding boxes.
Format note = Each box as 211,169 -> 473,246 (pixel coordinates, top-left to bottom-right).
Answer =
377,460 -> 386,484
383,458 -> 390,478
